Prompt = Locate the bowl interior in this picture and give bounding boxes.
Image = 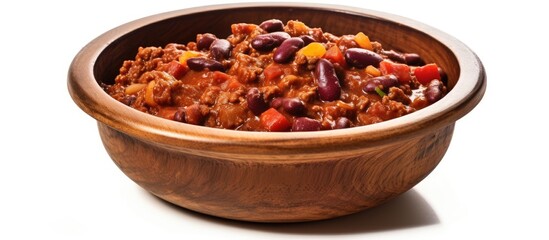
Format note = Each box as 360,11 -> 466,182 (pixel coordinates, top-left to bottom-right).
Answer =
94,6 -> 459,89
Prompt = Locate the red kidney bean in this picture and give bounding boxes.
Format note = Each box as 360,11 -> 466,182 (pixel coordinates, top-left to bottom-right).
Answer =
270,97 -> 283,108
196,33 -> 217,50
259,19 -> 284,33
363,75 -> 399,93
381,50 -> 406,63
246,88 -> 269,115
299,35 -> 315,46
404,53 -> 425,66
424,79 -> 444,103
438,67 -> 448,85
251,32 -> 291,51
292,117 -> 322,131
185,104 -> 208,125
121,95 -> 136,106
344,48 -> 383,68
334,117 -> 351,129
273,37 -> 304,63
210,39 -> 231,60
315,58 -> 341,101
187,57 -> 225,72
173,108 -> 186,122
282,98 -> 306,116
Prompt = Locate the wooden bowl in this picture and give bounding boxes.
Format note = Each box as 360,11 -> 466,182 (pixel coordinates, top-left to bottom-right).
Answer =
68,3 -> 486,222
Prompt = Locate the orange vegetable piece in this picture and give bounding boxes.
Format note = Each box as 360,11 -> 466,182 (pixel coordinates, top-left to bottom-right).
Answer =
354,32 -> 373,50
300,42 -> 326,58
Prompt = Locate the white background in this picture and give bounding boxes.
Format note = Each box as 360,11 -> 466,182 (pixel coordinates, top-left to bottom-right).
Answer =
1,0 -> 547,239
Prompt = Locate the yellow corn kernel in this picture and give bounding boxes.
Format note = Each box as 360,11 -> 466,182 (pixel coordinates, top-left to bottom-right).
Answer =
366,65 -> 381,77
144,80 -> 157,107
178,51 -> 201,66
355,32 -> 373,50
300,42 -> 326,58
124,83 -> 147,95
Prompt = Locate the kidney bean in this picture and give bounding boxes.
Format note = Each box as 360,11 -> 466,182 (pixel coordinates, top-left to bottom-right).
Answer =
251,32 -> 291,51
438,67 -> 448,85
270,97 -> 283,108
334,117 -> 351,129
196,33 -> 217,50
344,48 -> 383,68
187,57 -> 225,72
273,37 -> 304,63
210,39 -> 231,60
299,35 -> 315,46
292,117 -> 322,131
282,98 -> 306,116
424,80 -> 444,103
185,104 -> 208,125
381,50 -> 406,63
259,19 -> 284,33
173,108 -> 186,122
404,53 -> 425,66
246,88 -> 269,115
315,58 -> 341,101
270,32 -> 291,42
363,75 -> 399,93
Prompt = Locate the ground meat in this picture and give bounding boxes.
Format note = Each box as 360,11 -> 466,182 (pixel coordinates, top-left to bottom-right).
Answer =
358,97 -> 414,124
297,85 -> 318,103
337,35 -> 358,51
162,43 -> 187,62
200,86 -> 221,106
388,87 -> 411,105
216,104 -> 249,129
284,20 -> 310,36
310,28 -> 326,43
151,72 -> 179,105
114,47 -> 165,85
228,53 -> 264,83
184,103 -> 209,125
106,19 -> 447,132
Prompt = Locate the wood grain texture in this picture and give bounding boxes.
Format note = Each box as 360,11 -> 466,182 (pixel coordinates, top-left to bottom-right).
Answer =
68,3 -> 487,222
99,122 -> 453,222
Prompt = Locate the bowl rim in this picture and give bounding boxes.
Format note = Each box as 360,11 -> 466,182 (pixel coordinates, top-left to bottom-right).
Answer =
68,2 -> 486,158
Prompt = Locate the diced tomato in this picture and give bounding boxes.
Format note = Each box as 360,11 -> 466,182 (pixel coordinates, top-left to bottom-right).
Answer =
165,61 -> 188,79
213,71 -> 231,83
219,77 -> 243,91
379,60 -> 411,84
260,108 -> 291,132
323,45 -> 347,68
226,79 -> 243,90
413,63 -> 441,85
263,64 -> 284,82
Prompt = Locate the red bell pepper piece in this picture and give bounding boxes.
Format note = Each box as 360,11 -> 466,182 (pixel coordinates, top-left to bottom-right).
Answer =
323,45 -> 347,68
413,63 -> 441,85
260,108 -> 291,132
165,61 -> 188,79
379,60 -> 411,84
